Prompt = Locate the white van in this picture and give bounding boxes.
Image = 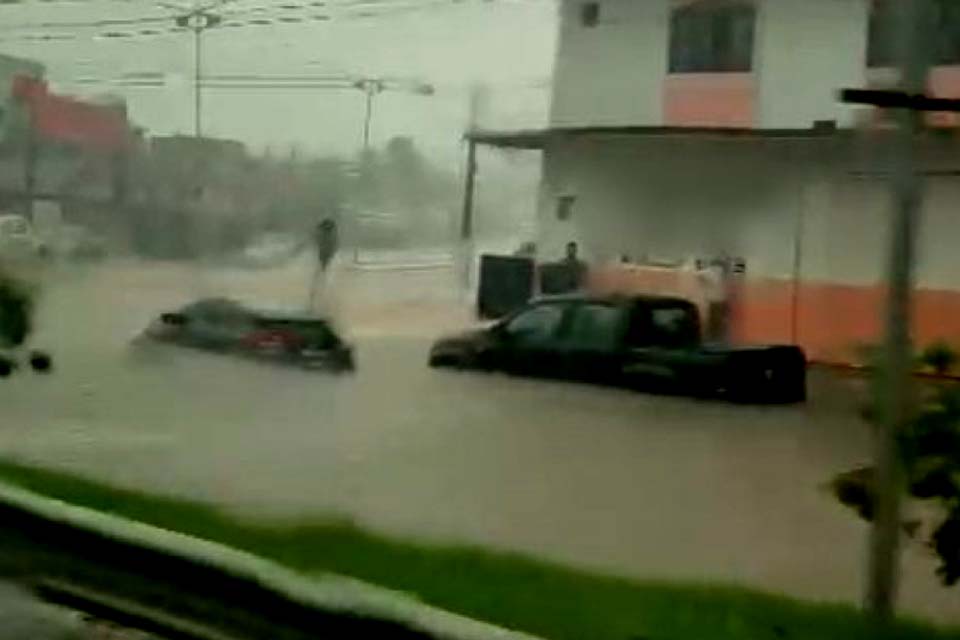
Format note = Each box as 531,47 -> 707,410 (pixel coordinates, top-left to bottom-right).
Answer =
0,214 -> 44,260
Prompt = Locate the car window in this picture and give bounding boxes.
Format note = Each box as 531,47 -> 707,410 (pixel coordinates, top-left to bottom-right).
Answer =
650,306 -> 698,347
504,304 -> 565,347
184,299 -> 245,324
564,303 -> 623,351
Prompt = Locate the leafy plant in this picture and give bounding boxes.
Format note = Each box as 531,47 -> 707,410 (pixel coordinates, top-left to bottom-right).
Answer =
922,341 -> 959,376
830,343 -> 960,585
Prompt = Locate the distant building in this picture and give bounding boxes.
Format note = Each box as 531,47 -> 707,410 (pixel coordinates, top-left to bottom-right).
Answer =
145,135 -> 248,211
0,53 -> 44,145
468,0 -> 960,363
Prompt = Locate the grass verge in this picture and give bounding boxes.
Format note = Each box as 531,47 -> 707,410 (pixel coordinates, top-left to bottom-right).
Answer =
0,459 -> 955,640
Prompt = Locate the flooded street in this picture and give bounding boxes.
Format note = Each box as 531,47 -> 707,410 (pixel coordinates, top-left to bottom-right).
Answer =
1,258 -> 958,623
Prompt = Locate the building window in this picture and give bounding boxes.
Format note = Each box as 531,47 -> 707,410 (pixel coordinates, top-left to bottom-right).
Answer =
556,195 -> 576,221
580,2 -> 600,28
868,0 -> 960,67
668,1 -> 756,73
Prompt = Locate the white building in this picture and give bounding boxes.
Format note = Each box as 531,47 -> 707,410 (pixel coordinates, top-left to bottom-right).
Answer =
469,0 -> 960,362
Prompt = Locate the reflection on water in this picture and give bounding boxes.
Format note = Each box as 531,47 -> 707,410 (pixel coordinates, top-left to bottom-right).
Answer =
1,260 -> 958,622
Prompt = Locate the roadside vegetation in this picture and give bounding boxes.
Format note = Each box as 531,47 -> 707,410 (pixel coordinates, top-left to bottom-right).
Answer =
0,460 -> 957,640
832,342 -> 960,586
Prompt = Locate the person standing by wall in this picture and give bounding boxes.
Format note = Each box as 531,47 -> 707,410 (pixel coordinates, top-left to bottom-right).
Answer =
698,255 -> 730,342
562,240 -> 588,291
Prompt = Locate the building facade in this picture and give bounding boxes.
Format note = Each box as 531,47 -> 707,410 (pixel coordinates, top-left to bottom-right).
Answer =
0,53 -> 44,144
549,0 -> 960,130
471,0 -> 960,362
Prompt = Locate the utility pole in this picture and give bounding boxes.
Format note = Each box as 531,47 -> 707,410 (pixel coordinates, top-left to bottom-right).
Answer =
841,0 -> 933,619
350,77 -> 433,152
868,0 -> 930,618
193,74 -> 432,151
461,84 -> 487,242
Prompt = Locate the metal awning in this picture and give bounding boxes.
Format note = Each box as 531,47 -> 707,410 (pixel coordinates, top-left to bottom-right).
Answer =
465,123 -> 847,150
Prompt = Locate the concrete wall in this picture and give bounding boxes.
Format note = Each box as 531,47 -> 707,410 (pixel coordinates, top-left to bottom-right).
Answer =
549,0 -> 880,129
549,0 -> 670,127
537,135 -> 802,274
537,135 -> 960,359
754,0 -> 869,128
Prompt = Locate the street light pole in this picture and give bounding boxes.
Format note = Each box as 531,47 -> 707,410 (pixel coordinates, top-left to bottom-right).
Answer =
359,79 -> 383,152
176,10 -> 221,139
353,77 -> 432,152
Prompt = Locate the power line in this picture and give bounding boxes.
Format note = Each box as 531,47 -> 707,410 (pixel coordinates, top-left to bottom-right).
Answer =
0,0 -> 548,46
0,0 -> 536,34
0,13 -> 173,32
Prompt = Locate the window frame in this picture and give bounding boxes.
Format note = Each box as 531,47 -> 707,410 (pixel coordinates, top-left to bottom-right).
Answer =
580,1 -> 600,28
668,0 -> 757,74
868,0 -> 960,68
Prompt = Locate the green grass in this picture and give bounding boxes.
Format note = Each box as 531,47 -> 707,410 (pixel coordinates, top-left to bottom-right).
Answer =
0,459 -> 956,640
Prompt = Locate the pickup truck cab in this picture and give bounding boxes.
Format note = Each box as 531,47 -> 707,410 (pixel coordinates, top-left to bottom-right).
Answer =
429,294 -> 806,403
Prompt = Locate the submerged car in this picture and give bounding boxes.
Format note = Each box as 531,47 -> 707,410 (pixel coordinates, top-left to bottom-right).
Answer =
429,294 -> 806,403
137,298 -> 354,371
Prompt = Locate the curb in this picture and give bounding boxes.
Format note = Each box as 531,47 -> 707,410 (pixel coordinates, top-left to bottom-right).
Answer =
0,481 -> 543,640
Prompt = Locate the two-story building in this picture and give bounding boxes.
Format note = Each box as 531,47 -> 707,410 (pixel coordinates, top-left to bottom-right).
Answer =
469,0 -> 960,362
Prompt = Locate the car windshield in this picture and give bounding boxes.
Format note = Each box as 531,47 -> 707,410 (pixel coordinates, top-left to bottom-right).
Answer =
2,2 -> 959,639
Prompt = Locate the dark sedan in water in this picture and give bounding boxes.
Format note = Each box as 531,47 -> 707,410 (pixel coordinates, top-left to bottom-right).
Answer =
429,294 -> 806,403
137,298 -> 354,371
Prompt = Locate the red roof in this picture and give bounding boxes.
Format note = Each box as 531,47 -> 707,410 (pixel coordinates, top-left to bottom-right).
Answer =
11,75 -> 130,152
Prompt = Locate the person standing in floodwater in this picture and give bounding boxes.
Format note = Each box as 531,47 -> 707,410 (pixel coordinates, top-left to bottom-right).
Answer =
308,218 -> 339,311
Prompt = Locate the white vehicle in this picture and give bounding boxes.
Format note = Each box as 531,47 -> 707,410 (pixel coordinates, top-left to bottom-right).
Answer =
0,214 -> 45,261
41,223 -> 107,261
238,232 -> 303,268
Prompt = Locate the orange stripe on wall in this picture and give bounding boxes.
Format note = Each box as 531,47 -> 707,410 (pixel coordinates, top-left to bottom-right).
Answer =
866,65 -> 960,128
663,73 -> 755,128
589,266 -> 960,363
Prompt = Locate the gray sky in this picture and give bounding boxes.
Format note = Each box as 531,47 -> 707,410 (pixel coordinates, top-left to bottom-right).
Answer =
0,0 -> 556,159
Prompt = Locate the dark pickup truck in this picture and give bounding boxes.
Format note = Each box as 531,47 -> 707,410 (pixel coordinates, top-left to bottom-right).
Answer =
429,294 -> 806,403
